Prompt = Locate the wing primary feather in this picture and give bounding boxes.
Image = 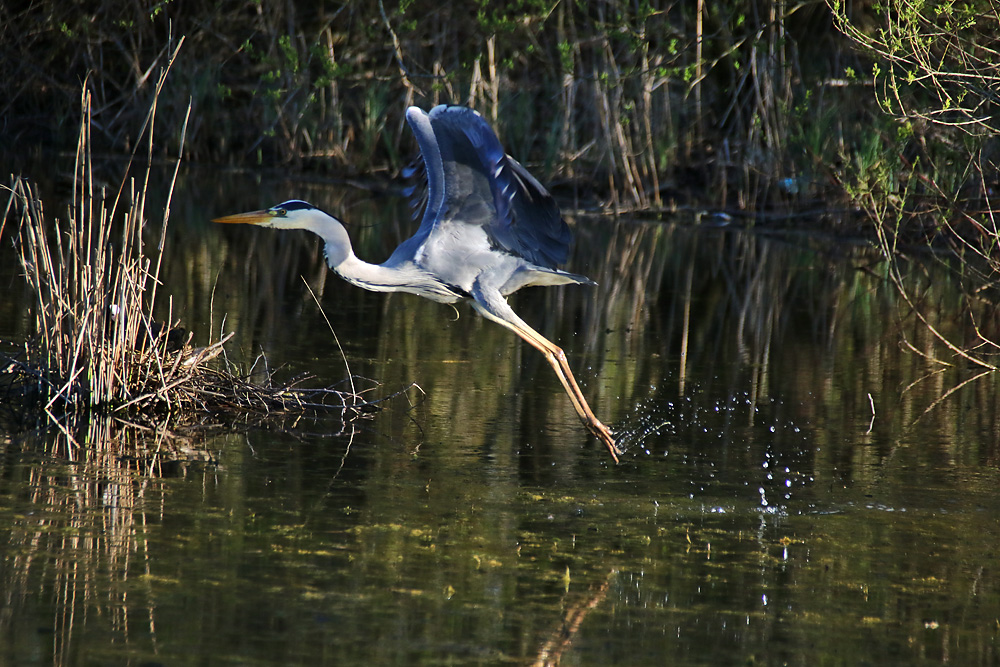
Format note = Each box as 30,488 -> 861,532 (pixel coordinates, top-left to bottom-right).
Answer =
404,105 -> 573,270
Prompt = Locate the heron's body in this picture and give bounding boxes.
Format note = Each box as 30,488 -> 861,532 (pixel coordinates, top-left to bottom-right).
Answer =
329,219 -> 585,304
215,105 -> 620,462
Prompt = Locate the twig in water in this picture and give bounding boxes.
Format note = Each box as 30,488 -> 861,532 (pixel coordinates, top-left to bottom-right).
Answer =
301,278 -> 356,402
866,392 -> 875,434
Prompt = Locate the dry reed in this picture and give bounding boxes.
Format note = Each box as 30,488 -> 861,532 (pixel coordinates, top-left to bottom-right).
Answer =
1,48 -> 393,431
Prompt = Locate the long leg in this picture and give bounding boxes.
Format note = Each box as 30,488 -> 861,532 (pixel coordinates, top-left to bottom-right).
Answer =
471,296 -> 620,463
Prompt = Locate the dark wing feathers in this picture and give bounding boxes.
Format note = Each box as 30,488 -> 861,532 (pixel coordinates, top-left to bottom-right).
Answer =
405,104 -> 572,270
491,154 -> 571,267
400,159 -> 427,221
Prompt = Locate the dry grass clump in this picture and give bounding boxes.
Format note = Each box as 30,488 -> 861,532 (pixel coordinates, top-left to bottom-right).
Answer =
1,61 -> 385,431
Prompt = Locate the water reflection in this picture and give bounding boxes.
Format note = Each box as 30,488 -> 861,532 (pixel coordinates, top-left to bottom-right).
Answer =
2,167 -> 1000,664
0,418 -> 193,665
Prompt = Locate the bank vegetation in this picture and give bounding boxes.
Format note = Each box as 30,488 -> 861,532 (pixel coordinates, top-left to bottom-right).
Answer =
1,52 -> 398,436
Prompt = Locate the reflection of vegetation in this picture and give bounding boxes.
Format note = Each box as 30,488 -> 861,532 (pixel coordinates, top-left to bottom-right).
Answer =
0,417 -> 204,666
5,191 -> 1000,663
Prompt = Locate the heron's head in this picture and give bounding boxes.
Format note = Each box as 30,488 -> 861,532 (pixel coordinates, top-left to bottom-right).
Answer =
213,199 -> 353,266
212,200 -> 332,231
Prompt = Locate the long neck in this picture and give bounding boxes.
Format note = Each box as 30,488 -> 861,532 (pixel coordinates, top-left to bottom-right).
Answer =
332,252 -> 418,293
318,218 -> 431,295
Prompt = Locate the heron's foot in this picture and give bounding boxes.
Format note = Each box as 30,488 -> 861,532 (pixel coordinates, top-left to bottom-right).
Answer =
588,420 -> 621,464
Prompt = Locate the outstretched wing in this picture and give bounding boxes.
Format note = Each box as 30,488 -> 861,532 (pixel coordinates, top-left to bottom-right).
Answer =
403,105 -> 571,269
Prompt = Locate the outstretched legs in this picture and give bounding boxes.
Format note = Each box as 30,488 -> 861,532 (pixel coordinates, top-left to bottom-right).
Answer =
472,295 -> 620,463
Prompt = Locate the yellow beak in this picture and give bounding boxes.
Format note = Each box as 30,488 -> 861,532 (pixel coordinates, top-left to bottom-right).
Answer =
212,210 -> 273,225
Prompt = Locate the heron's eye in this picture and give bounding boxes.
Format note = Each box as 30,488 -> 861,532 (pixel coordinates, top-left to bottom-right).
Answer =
274,209 -> 287,217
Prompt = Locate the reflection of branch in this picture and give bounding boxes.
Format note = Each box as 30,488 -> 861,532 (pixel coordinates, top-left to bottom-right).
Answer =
890,259 -> 998,372
532,570 -> 614,667
910,369 -> 992,425
872,199 -> 1000,372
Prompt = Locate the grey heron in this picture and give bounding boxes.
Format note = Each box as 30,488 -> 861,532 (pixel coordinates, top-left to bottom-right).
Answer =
214,104 -> 620,462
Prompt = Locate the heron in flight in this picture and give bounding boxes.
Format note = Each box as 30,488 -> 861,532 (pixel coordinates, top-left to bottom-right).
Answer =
214,104 -> 620,462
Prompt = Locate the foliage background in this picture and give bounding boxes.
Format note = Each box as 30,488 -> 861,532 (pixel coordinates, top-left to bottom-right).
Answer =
2,1 -> 868,211
1,1 -> 997,236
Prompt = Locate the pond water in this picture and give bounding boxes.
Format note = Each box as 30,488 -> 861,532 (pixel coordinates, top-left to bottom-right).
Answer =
2,165 -> 1000,665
